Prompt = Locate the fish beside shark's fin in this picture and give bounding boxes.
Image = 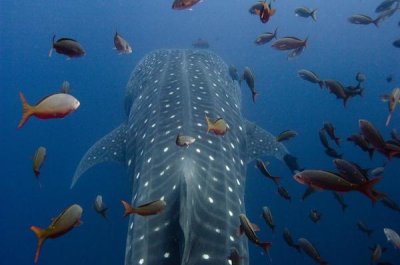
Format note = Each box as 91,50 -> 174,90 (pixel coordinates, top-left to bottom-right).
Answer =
245,120 -> 300,172
70,123 -> 128,188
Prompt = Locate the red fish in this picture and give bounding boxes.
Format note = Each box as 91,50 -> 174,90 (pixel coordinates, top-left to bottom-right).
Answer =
18,92 -> 80,128
294,170 -> 385,203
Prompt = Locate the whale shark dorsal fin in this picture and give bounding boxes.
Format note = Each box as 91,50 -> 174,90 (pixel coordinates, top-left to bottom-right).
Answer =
244,120 -> 288,162
71,123 -> 128,188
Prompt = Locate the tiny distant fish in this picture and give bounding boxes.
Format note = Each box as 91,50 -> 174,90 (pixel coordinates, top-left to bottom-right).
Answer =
228,65 -> 241,84
192,38 -> 210,49
383,228 -> 400,249
33,146 -> 46,177
205,114 -> 228,136
294,7 -> 317,21
325,147 -> 343,159
323,122 -> 341,146
323,80 -> 349,107
272,36 -> 307,51
298,238 -> 328,265
114,32 -> 132,54
319,128 -> 331,150
381,195 -> 400,212
276,130 -> 298,142
298,69 -> 323,88
31,204 -> 83,263
121,199 -> 166,217
262,206 -> 275,231
355,72 -> 366,83
172,0 -> 201,10
283,228 -> 301,252
239,214 -> 272,253
386,74 -> 394,83
242,67 -> 259,103
277,186 -> 291,201
359,119 -> 400,159
347,133 -> 374,159
256,159 -> 280,185
370,244 -> 383,263
94,195 -> 108,219
176,133 -> 196,147
60,81 -> 70,94
17,92 -> 80,129
255,28 -> 278,45
393,39 -> 400,48
309,209 -> 321,223
332,191 -> 348,212
348,14 -> 380,27
344,85 -> 364,98
357,221 -> 374,237
49,35 -> 85,58
376,0 -> 398,13
227,247 -> 243,265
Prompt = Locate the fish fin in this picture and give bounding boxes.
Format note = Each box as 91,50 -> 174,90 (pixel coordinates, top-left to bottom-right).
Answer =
244,120 -> 291,164
48,35 -> 55,57
258,241 -> 272,253
269,8 -> 276,16
70,123 -> 128,188
251,223 -> 260,232
252,91 -> 259,103
18,92 -> 34,129
31,226 -> 46,264
205,114 -> 212,133
386,112 -> 393,127
358,177 -> 385,203
121,200 -> 134,217
311,9 -> 317,22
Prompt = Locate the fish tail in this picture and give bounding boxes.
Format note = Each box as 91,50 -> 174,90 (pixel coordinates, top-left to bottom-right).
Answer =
341,204 -> 348,212
252,91 -> 259,103
121,200 -> 134,217
358,177 -> 385,203
49,35 -> 55,57
303,36 -> 308,48
18,92 -> 34,129
272,176 -> 281,185
30,226 -> 46,263
311,9 -> 317,22
318,80 -> 324,89
270,8 -> 276,16
258,241 -> 272,253
273,27 -> 278,39
373,17 -> 380,27
205,114 -> 212,133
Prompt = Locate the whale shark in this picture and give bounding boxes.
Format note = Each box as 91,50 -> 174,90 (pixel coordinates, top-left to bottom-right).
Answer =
71,49 -> 299,265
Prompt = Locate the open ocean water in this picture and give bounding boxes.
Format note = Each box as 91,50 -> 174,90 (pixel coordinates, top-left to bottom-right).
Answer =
1,0 -> 400,264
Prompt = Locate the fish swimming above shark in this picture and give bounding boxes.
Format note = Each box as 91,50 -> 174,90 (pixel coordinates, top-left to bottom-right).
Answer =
70,49 -> 299,265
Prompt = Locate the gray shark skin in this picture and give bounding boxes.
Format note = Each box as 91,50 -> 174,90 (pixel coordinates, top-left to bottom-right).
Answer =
71,49 -> 298,265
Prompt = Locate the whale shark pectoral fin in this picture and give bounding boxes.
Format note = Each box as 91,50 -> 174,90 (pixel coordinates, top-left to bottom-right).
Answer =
244,119 -> 290,161
70,123 -> 128,188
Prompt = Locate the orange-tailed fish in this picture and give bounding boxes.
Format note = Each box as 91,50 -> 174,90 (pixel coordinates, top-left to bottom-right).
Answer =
31,204 -> 83,263
121,199 -> 166,217
205,114 -> 228,135
17,92 -> 80,129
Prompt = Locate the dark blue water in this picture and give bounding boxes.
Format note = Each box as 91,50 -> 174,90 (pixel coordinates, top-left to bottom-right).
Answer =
1,1 -> 399,264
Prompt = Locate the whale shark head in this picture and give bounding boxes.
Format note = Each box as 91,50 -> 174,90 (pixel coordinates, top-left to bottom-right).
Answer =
71,49 -> 299,265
